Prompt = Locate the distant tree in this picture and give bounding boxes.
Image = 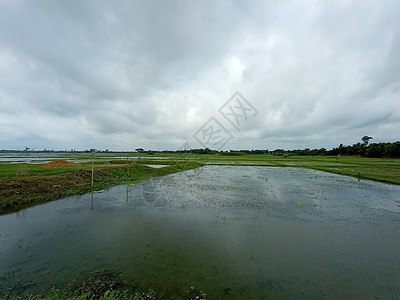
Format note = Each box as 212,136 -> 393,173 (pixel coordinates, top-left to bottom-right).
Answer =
352,142 -> 366,156
362,136 -> 373,146
391,142 -> 400,157
366,143 -> 383,157
191,148 -> 217,154
313,148 -> 327,156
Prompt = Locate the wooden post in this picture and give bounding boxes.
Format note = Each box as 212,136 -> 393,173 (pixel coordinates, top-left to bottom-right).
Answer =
91,162 -> 94,187
127,156 -> 129,175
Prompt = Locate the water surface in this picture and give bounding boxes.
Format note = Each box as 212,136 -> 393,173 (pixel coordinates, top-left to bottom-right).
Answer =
1,166 -> 399,299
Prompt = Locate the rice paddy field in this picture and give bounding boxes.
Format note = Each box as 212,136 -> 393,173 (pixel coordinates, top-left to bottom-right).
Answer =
0,153 -> 399,299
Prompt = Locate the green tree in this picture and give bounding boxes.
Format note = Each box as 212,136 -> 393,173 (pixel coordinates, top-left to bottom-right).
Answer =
361,136 -> 373,145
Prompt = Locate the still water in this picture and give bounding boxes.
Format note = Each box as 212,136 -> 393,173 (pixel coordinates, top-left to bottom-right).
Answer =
1,166 -> 399,299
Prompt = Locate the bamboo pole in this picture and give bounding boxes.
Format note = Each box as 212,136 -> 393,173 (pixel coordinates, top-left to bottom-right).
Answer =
91,162 -> 94,187
127,156 -> 129,175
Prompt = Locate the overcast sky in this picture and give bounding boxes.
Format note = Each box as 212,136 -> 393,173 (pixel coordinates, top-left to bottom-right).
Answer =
0,0 -> 399,151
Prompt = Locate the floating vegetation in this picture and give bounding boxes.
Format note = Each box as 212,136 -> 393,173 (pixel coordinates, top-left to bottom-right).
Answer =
186,286 -> 207,300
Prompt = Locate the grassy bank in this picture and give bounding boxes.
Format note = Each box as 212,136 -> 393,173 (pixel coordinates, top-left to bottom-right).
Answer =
0,161 -> 202,215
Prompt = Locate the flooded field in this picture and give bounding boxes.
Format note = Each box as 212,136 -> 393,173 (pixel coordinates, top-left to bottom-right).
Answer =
1,166 -> 399,299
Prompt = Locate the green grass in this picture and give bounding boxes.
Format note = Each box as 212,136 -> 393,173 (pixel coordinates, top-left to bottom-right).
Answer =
0,161 -> 202,215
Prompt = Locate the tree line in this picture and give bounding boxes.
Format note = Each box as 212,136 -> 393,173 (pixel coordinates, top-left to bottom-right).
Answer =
328,141 -> 400,157
281,137 -> 400,158
172,137 -> 400,158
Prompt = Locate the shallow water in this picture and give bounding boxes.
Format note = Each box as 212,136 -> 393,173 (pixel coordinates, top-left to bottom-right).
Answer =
1,166 -> 399,299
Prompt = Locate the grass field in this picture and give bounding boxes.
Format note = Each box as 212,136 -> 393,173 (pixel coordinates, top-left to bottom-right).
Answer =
0,154 -> 399,215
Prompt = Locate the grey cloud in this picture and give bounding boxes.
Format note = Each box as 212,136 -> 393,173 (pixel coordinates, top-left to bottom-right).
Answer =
0,0 -> 399,150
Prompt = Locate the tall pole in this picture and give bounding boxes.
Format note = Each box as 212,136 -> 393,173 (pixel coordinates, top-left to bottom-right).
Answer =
127,156 -> 129,175
91,162 -> 94,187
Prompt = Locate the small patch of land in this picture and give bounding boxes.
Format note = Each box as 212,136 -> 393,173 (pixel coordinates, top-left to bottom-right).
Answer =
0,159 -> 202,215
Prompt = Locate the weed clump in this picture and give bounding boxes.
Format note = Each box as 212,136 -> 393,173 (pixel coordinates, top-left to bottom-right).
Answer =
74,269 -> 133,299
